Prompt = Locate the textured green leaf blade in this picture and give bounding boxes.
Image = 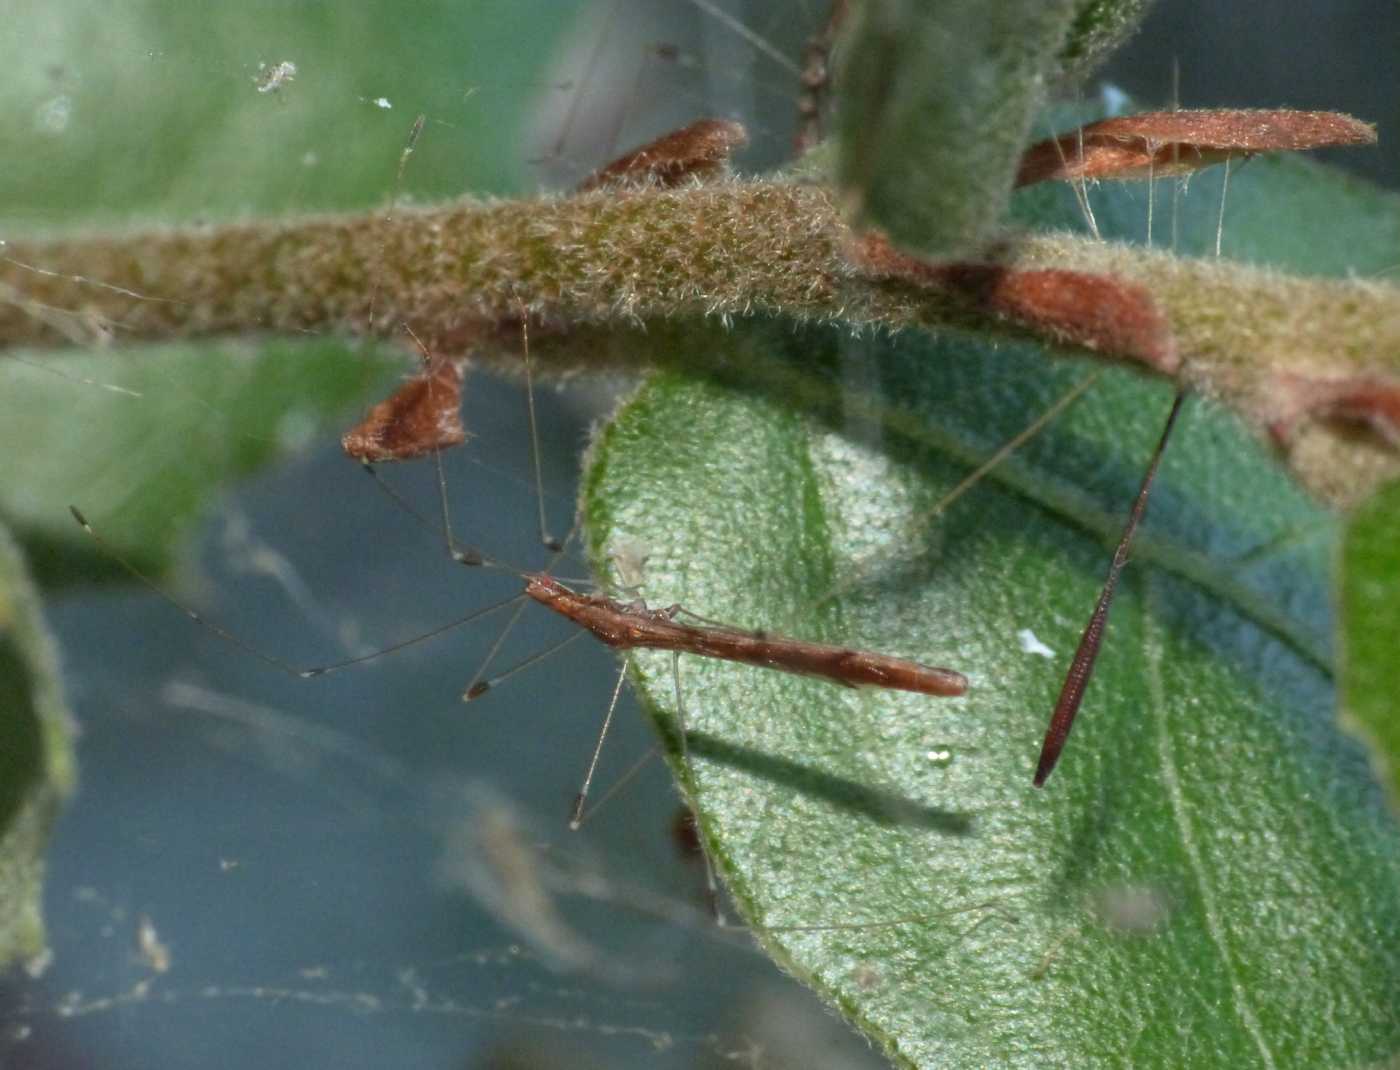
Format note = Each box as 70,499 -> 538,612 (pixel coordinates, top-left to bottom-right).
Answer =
0,520 -> 76,968
584,107 -> 1400,1067
583,329 -> 1400,1067
1341,479 -> 1400,806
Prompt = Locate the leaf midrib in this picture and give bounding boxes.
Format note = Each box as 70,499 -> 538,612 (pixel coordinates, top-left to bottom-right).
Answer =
1142,576 -> 1279,1069
862,380 -> 1334,676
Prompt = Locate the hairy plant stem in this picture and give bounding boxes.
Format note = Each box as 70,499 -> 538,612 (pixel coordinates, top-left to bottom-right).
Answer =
3,177 -> 1399,505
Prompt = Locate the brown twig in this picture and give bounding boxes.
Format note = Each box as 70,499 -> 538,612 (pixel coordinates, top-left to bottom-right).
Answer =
5,171 -> 1400,505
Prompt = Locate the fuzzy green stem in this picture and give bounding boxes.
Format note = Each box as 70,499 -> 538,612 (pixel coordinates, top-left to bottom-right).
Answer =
4,178 -> 1399,504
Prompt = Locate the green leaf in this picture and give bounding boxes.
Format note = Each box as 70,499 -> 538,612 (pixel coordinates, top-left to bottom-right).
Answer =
0,520 -> 76,968
1341,479 -> 1400,807
582,114 -> 1400,1065
1,343 -> 396,586
0,2 -> 568,226
585,329 -> 1400,1067
0,341 -> 401,586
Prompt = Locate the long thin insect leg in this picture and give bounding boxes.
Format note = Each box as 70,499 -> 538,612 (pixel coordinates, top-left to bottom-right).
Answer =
520,310 -> 563,552
69,505 -> 526,678
1056,116 -> 1101,240
462,596 -> 533,700
1215,155 -> 1233,258
1170,58 -> 1182,253
458,312 -> 574,698
1145,143 -> 1155,248
813,371 -> 1099,609
400,311 -> 572,700
356,461 -> 503,571
459,554 -> 575,702
669,650 -> 727,926
571,658 -> 631,830
463,629 -> 589,700
1032,389 -> 1186,786
571,748 -> 660,828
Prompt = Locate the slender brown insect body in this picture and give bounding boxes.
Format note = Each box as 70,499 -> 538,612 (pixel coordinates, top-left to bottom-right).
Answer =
522,573 -> 968,697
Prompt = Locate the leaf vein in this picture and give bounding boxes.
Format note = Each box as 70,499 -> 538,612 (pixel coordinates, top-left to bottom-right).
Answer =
1144,575 -> 1277,1068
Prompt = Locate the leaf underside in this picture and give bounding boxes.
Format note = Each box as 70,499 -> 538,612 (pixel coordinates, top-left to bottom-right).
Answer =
582,107 -> 1400,1068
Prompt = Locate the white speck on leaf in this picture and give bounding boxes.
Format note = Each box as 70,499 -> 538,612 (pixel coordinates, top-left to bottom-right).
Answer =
34,94 -> 72,134
1018,628 -> 1055,658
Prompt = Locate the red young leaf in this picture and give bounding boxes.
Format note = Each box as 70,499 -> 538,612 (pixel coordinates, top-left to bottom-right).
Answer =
1269,373 -> 1400,451
576,118 -> 749,193
850,232 -> 1179,374
341,356 -> 466,462
1016,108 -> 1377,187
